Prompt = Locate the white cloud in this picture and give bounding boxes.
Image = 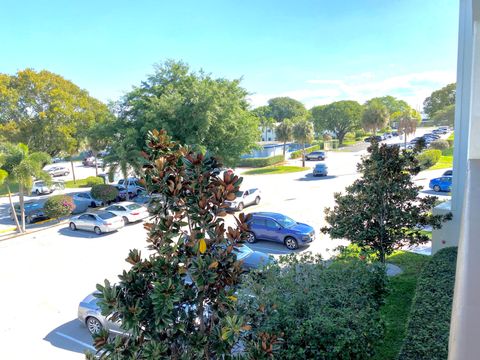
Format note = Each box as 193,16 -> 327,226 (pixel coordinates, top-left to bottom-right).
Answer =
249,70 -> 456,110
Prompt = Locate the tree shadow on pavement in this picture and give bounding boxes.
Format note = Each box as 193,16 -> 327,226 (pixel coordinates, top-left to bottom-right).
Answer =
296,173 -> 338,182
57,227 -> 114,239
248,241 -> 311,255
420,189 -> 451,197
44,319 -> 95,355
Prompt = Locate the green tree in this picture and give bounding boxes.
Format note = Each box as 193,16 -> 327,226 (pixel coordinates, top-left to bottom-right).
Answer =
365,96 -> 409,117
321,142 -> 451,262
267,97 -> 307,122
362,102 -> 389,135
275,119 -> 293,158
86,115 -> 117,176
90,184 -> 118,205
310,104 -> 327,135
430,104 -> 455,126
316,100 -> 363,145
0,69 -> 111,156
87,130 -> 264,359
423,83 -> 456,119
118,60 -> 259,166
0,143 -> 51,232
293,119 -> 314,167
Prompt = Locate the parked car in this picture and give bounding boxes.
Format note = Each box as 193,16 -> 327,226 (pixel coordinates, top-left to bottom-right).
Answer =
52,157 -> 65,163
47,166 -> 70,177
117,178 -> 145,195
245,212 -> 315,250
69,211 -> 124,235
364,135 -> 382,143
391,131 -> 399,136
102,202 -> 149,224
225,188 -> 261,211
236,244 -> 275,270
111,184 -> 128,201
9,201 -> 47,224
31,180 -> 55,195
73,192 -> 104,208
78,292 -> 122,335
312,163 -> 328,177
429,176 -> 452,192
443,169 -> 453,176
305,151 -> 326,161
82,157 -> 103,167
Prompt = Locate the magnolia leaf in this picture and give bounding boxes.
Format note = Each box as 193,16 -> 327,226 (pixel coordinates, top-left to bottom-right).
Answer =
208,261 -> 219,269
228,295 -> 237,302
199,238 -> 207,254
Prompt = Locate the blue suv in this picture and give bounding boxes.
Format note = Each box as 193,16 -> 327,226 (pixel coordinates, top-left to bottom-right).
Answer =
429,176 -> 452,192
246,212 -> 315,250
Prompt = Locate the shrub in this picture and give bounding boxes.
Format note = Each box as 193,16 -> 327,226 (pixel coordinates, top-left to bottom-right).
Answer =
417,149 -> 442,169
398,247 -> 457,360
322,133 -> 332,141
237,154 -> 284,167
90,184 -> 118,203
430,139 -> 450,151
344,132 -> 355,141
85,176 -> 104,187
43,195 -> 75,219
447,132 -> 454,147
290,145 -> 320,159
239,253 -> 388,359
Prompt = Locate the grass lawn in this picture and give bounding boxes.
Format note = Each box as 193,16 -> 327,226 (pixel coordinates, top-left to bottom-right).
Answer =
0,183 -> 19,197
64,178 -> 95,188
373,251 -> 430,360
243,165 -> 308,175
429,155 -> 453,170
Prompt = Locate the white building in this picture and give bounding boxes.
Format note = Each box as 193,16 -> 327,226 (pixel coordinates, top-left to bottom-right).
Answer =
430,1 -> 480,358
260,124 -> 278,142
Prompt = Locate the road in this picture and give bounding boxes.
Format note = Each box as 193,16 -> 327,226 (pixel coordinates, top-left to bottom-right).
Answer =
0,128 -> 452,359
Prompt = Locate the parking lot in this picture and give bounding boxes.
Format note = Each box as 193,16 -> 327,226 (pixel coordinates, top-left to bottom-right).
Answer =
0,129 -> 452,359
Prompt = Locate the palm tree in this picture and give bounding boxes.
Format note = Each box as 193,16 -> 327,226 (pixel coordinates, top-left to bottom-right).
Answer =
1,143 -> 51,232
293,119 -> 314,168
362,102 -> 389,135
103,129 -> 143,200
397,109 -> 421,148
275,119 -> 293,159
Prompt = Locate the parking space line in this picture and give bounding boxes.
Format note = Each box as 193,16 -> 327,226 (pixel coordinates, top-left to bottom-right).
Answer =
250,246 -> 292,254
55,331 -> 96,351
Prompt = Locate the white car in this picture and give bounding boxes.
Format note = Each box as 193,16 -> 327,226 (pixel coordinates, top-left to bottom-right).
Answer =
47,166 -> 70,177
225,188 -> 261,211
31,180 -> 55,195
117,178 -> 145,195
102,201 -> 149,224
69,211 -> 124,235
73,192 -> 104,208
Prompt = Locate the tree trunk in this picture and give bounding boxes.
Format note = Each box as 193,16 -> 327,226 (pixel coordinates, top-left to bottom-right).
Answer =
302,143 -> 306,168
70,160 -> 76,184
404,132 -> 407,149
124,169 -> 130,201
94,156 -> 98,177
19,184 -> 25,232
337,131 -> 345,146
283,141 -> 286,159
7,185 -> 22,233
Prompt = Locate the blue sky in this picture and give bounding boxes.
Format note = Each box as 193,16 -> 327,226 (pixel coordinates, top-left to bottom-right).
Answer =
1,0 -> 458,110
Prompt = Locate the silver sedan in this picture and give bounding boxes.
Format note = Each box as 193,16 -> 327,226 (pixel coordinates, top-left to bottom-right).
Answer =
78,292 -> 123,335
101,201 -> 149,224
69,211 -> 125,235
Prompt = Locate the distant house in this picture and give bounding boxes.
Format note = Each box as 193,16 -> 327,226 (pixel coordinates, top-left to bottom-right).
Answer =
260,123 -> 278,142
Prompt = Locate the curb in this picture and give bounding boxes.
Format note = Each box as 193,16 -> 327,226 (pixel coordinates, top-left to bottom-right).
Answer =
0,218 -> 70,242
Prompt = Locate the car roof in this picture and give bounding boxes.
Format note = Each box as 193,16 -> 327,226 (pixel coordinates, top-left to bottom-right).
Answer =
251,212 -> 286,220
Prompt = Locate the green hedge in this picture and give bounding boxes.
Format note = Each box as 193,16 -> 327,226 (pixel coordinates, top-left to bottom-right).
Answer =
290,145 -> 320,159
447,132 -> 454,147
85,176 -> 104,187
398,247 -> 457,360
417,149 -> 442,170
44,195 -> 76,219
237,154 -> 284,168
91,184 -> 118,203
430,139 -> 450,151
240,254 -> 388,359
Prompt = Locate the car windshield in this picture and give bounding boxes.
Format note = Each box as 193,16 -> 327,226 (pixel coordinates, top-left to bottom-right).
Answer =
24,203 -> 41,209
126,204 -> 142,210
276,215 -> 297,228
97,212 -> 116,220
235,191 -> 244,197
234,245 -> 254,260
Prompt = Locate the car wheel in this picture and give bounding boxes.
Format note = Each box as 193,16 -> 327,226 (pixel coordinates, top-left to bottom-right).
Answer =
69,222 -> 76,231
433,185 -> 441,192
254,196 -> 260,205
237,202 -> 244,211
35,189 -> 40,195
26,216 -> 32,224
122,216 -> 129,225
284,237 -> 299,250
64,172 -> 68,176
90,201 -> 96,208
246,231 -> 256,244
94,226 -> 102,235
86,316 -> 103,335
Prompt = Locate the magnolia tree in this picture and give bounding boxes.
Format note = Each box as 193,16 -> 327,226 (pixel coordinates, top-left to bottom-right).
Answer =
322,142 -> 451,263
87,130 -> 275,359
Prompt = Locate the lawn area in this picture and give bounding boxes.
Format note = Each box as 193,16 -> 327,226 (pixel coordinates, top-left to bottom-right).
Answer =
373,251 -> 430,360
429,155 -> 453,170
64,178 -> 94,188
243,165 -> 308,175
0,183 -> 19,197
